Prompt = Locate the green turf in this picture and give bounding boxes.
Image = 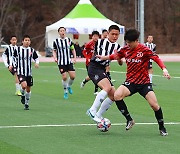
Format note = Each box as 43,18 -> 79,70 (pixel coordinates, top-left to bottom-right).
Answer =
0,62 -> 180,154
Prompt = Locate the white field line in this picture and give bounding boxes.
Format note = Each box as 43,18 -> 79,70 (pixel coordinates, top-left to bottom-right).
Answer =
78,68 -> 180,79
0,122 -> 179,129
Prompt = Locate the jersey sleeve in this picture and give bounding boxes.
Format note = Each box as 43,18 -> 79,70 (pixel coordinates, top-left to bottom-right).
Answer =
32,48 -> 39,64
53,40 -> 57,50
145,48 -> 166,69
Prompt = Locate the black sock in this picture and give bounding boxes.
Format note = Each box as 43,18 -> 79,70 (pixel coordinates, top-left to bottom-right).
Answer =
83,79 -> 88,84
94,84 -> 98,93
106,72 -> 111,80
115,99 -> 132,121
154,107 -> 165,130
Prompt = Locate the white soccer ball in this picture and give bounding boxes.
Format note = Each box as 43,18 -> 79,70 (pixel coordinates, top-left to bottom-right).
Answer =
97,118 -> 111,132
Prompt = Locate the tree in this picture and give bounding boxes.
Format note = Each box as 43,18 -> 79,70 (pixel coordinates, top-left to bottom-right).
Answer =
0,0 -> 13,45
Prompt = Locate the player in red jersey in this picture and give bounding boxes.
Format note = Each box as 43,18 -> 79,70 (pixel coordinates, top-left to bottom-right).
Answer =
80,31 -> 100,95
97,29 -> 170,136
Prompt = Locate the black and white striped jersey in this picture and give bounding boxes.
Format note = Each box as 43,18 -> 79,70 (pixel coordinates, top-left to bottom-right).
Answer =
53,37 -> 74,65
91,38 -> 121,66
13,46 -> 39,76
2,45 -> 17,68
144,42 -> 156,52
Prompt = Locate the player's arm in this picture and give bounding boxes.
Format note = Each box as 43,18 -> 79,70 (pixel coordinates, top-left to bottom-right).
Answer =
32,49 -> 39,68
70,44 -> 76,64
148,50 -> 170,80
2,49 -> 9,68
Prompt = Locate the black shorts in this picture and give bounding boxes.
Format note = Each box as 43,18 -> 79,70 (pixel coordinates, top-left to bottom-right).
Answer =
88,61 -> 113,86
18,75 -> 33,87
9,67 -> 17,76
58,63 -> 75,74
123,81 -> 153,98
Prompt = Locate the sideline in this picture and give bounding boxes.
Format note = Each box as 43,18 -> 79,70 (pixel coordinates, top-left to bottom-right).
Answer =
0,122 -> 179,129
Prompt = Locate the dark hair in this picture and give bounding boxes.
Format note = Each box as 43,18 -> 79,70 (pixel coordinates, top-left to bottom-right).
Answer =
10,35 -> 17,39
102,29 -> 108,33
58,27 -> 66,32
124,29 -> 140,41
108,25 -> 120,32
92,31 -> 99,36
22,35 -> 30,40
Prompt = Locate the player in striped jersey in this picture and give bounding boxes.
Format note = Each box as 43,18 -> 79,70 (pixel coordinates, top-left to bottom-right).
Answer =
144,35 -> 156,85
86,25 -> 123,123
9,35 -> 39,110
97,29 -> 170,136
80,31 -> 100,95
53,27 -> 76,99
2,36 -> 21,96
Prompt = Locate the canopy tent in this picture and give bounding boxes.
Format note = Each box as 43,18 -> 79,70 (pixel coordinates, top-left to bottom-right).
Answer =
45,0 -> 125,48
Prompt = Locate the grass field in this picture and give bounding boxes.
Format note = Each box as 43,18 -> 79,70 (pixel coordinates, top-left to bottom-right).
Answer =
0,61 -> 180,154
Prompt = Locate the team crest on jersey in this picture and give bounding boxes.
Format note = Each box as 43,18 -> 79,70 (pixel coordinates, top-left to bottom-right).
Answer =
94,75 -> 99,80
19,77 -> 23,81
137,52 -> 143,57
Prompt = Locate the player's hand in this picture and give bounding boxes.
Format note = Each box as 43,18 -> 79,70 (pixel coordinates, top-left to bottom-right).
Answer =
163,68 -> 171,80
117,58 -> 123,66
72,58 -> 76,64
8,65 -> 13,71
35,63 -> 39,69
53,57 -> 57,62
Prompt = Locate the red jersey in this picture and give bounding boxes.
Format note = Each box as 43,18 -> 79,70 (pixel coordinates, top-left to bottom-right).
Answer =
110,43 -> 166,84
82,40 -> 95,66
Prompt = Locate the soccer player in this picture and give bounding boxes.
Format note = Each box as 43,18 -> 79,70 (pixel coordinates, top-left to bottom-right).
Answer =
86,25 -> 123,123
97,29 -> 170,136
80,31 -> 100,95
9,35 -> 39,110
53,27 -> 76,99
2,36 -> 21,96
144,35 -> 156,85
101,29 -> 115,82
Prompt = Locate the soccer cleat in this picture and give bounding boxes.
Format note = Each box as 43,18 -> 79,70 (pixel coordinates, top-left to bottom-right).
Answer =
21,95 -> 25,104
24,104 -> 29,110
126,120 -> 135,130
86,109 -> 101,123
159,127 -> 168,136
80,82 -> 85,88
67,87 -> 73,94
64,93 -> 68,99
94,92 -> 99,96
15,91 -> 22,96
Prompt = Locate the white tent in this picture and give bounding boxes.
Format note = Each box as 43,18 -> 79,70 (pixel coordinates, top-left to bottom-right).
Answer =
45,0 -> 125,48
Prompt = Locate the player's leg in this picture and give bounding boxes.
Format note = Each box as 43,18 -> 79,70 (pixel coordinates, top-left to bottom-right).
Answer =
94,84 -> 99,95
14,73 -> 21,96
96,86 -> 115,119
61,72 -> 68,99
24,86 -> 31,110
148,61 -> 154,85
145,91 -> 168,136
114,85 -> 135,130
67,70 -> 75,94
20,80 -> 27,105
87,78 -> 112,123
81,75 -> 90,88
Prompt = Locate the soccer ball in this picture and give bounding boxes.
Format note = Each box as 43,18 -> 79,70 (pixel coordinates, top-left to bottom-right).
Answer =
97,118 -> 111,132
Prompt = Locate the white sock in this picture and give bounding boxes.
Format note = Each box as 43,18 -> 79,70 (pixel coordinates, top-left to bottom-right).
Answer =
67,78 -> 74,87
90,90 -> 107,113
15,83 -> 21,92
25,92 -> 31,105
149,74 -> 153,83
21,89 -> 26,96
96,97 -> 113,118
62,80 -> 68,93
